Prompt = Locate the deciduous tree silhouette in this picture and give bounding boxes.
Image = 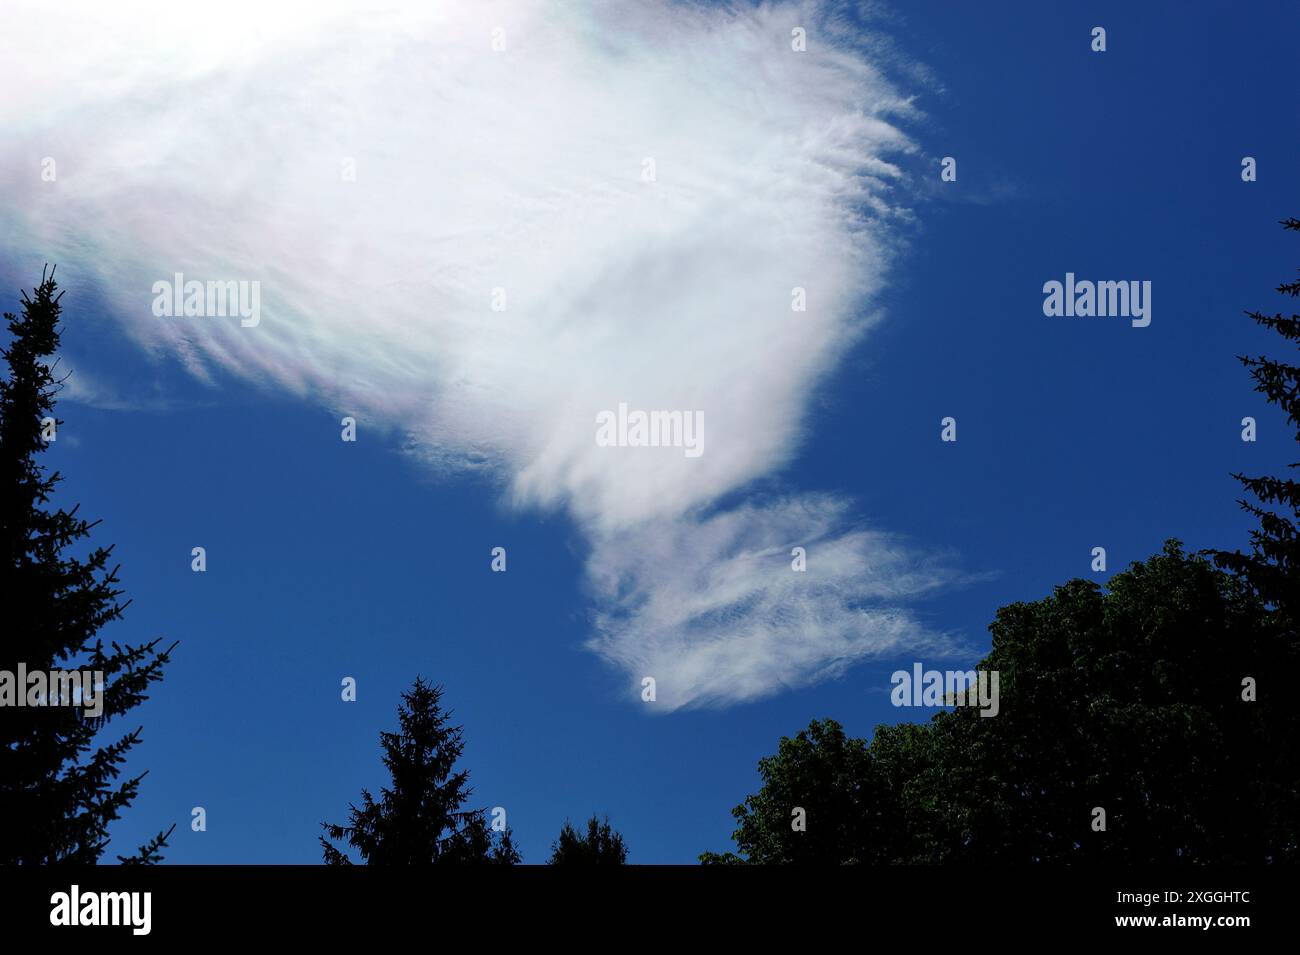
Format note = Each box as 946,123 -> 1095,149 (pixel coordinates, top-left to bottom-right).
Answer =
699,717 -> 927,864
547,815 -> 628,865
320,677 -> 519,864
0,267 -> 176,864
705,542 -> 1294,863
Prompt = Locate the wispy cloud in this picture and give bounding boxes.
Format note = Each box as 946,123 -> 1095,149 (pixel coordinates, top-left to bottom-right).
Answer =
587,496 -> 963,710
0,0 -> 951,709
56,361 -> 186,413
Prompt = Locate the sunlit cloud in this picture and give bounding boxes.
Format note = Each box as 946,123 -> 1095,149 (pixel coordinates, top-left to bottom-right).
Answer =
0,0 -> 949,709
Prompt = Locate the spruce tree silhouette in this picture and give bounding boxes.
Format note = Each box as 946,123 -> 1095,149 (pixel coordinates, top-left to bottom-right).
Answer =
1210,215 -> 1300,855
0,267 -> 176,864
546,815 -> 628,865
320,677 -> 520,864
1216,217 -> 1300,622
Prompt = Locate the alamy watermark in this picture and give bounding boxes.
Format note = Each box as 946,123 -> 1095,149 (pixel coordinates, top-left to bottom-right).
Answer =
891,663 -> 999,717
50,885 -> 151,935
1042,272 -> 1151,327
151,273 -> 260,327
0,664 -> 104,718
595,402 -> 703,457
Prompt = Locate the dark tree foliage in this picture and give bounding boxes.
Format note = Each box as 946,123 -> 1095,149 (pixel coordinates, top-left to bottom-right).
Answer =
0,267 -> 175,865
547,815 -> 628,865
700,719 -> 902,865
320,677 -> 519,864
934,543 -> 1293,863
704,543 -> 1296,863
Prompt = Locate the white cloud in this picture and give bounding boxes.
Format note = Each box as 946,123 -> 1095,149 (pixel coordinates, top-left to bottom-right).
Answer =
0,0 -> 951,709
587,496 -> 961,710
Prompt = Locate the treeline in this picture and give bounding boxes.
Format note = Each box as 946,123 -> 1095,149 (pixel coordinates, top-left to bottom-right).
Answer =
318,677 -> 628,865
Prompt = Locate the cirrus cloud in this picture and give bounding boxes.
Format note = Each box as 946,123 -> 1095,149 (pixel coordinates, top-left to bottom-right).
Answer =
0,0 -> 956,710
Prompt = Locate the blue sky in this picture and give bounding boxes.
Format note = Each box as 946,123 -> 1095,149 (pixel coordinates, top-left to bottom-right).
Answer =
1,0 -> 1297,863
